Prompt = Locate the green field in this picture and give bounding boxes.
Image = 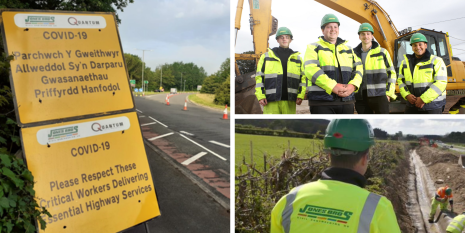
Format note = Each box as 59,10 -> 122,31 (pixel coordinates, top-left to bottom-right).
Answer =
235,133 -> 323,175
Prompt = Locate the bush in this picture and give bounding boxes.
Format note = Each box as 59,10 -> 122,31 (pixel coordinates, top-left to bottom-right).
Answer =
0,153 -> 50,233
214,76 -> 230,106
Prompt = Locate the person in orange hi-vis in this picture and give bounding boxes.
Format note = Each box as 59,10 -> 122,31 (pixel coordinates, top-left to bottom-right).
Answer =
429,186 -> 453,223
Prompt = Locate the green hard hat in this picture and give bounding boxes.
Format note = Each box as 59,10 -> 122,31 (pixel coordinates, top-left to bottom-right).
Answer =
276,27 -> 293,39
410,33 -> 428,45
321,14 -> 340,28
358,23 -> 374,34
446,188 -> 452,195
324,119 -> 375,152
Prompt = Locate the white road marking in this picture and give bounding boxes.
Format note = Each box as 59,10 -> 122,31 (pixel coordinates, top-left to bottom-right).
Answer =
148,116 -> 168,127
209,141 -> 230,148
180,131 -> 194,136
136,109 -> 143,113
139,115 -> 145,118
149,132 -> 174,141
141,122 -> 157,126
181,152 -> 208,165
179,134 -> 227,161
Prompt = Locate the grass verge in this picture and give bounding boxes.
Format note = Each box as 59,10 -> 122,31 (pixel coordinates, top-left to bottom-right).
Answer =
188,93 -> 230,111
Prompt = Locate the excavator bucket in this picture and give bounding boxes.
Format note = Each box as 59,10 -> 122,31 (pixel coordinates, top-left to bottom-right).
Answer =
459,154 -> 465,168
235,71 -> 262,114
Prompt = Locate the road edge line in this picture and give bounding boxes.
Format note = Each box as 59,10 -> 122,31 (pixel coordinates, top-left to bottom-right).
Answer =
143,138 -> 230,211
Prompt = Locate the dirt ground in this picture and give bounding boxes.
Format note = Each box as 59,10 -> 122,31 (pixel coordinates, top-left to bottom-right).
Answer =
417,146 -> 465,214
384,150 -> 415,233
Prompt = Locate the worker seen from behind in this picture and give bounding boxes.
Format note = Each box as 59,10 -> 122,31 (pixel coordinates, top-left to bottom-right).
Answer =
446,212 -> 465,233
270,119 -> 400,232
353,23 -> 397,114
303,14 -> 363,114
254,27 -> 306,114
429,186 -> 454,223
397,32 -> 447,114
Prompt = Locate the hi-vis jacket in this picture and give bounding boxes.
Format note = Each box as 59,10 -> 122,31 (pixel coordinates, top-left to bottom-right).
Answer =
270,179 -> 400,233
255,48 -> 306,102
446,214 -> 465,233
353,41 -> 397,100
397,49 -> 447,110
303,37 -> 363,102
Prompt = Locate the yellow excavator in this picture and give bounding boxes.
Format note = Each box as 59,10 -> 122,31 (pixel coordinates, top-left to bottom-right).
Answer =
235,0 -> 465,114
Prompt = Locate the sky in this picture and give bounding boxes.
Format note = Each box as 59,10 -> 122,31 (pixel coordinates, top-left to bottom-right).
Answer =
367,119 -> 465,135
116,0 -> 229,75
234,0 -> 465,62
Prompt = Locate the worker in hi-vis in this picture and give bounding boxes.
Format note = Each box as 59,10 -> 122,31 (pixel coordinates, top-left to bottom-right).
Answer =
353,23 -> 396,114
446,212 -> 465,233
254,27 -> 306,114
303,14 -> 363,114
270,119 -> 400,232
429,186 -> 454,222
397,32 -> 447,114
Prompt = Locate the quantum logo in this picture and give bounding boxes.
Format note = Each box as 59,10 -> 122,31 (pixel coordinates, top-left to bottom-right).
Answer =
68,17 -> 78,25
91,123 -> 102,132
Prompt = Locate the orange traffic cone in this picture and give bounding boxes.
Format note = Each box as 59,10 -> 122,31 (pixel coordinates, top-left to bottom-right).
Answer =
222,105 -> 228,119
183,99 -> 187,110
167,97 -> 170,106
143,92 -> 145,97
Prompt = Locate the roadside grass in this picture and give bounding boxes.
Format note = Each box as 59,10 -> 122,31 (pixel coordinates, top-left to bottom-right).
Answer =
188,93 -> 230,111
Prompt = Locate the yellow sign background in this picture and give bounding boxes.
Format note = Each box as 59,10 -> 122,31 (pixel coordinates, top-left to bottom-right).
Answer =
2,11 -> 134,125
21,112 -> 160,232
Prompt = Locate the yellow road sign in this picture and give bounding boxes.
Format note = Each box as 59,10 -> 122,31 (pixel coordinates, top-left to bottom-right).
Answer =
1,10 -> 134,126
21,112 -> 160,232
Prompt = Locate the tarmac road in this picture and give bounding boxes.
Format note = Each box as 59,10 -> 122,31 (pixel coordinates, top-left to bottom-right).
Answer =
125,93 -> 230,233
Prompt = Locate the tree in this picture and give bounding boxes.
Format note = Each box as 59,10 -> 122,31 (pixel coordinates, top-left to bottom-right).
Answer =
214,76 -> 230,105
373,128 -> 388,139
200,75 -> 219,94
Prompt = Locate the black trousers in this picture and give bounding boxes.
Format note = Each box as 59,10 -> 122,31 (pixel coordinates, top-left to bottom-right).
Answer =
404,105 -> 444,114
310,104 -> 354,114
355,96 -> 390,114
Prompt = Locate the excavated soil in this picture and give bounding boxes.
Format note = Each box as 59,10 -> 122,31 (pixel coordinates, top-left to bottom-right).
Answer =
417,146 -> 465,214
384,149 -> 416,233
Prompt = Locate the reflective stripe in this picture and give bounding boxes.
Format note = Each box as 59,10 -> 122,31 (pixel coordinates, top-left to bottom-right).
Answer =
357,193 -> 381,233
287,88 -> 298,94
340,66 -> 352,72
354,71 -> 362,78
435,75 -> 447,81
353,61 -> 362,67
388,78 -> 396,84
398,74 -> 405,79
432,95 -> 446,101
256,83 -> 264,88
449,224 -> 462,233
301,71 -> 305,76
321,66 -> 336,71
312,69 -> 325,83
380,48 -> 385,53
310,42 -> 319,47
367,84 -> 387,90
299,83 -> 306,87
365,69 -> 387,74
399,83 -> 406,89
256,71 -> 265,76
297,55 -> 301,61
414,82 -> 433,88
387,66 -> 394,71
288,73 -> 300,80
265,73 -> 278,79
405,81 -> 412,85
304,60 -> 320,66
265,52 -> 270,58
266,89 -> 276,94
430,85 -> 444,95
452,219 -> 465,228
431,56 -> 437,65
308,85 -> 325,92
282,186 -> 303,233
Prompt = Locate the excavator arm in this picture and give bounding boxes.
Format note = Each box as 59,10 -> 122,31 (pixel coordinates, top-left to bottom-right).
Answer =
315,0 -> 399,61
